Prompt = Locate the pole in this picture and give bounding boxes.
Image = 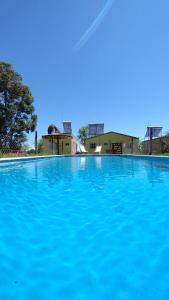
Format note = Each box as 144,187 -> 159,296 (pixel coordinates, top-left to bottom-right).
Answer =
35,130 -> 38,154
149,128 -> 153,155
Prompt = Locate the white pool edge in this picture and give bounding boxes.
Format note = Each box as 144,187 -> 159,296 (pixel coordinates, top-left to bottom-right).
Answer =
0,153 -> 169,164
0,155 -> 63,163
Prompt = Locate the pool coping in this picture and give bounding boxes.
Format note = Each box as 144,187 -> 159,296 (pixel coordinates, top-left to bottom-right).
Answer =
0,155 -> 64,164
0,153 -> 169,164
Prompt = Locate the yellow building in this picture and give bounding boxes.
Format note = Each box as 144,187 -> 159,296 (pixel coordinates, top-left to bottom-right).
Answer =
42,134 -> 77,155
42,122 -> 77,155
85,131 -> 139,154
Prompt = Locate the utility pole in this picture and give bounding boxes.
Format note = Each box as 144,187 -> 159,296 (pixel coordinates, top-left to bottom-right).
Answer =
149,127 -> 153,155
35,130 -> 38,154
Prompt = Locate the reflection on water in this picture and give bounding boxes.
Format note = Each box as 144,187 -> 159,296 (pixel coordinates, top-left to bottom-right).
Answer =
79,157 -> 86,170
95,156 -> 102,169
145,161 -> 164,185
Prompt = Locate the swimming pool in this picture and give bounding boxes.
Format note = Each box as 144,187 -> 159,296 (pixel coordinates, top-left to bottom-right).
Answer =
0,155 -> 169,299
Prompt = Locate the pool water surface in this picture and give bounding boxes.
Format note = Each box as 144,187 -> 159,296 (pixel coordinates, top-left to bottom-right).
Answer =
0,156 -> 169,299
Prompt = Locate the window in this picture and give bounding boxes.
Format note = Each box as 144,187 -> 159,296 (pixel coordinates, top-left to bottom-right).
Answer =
90,143 -> 96,149
65,143 -> 70,146
104,143 -> 108,146
123,142 -> 132,148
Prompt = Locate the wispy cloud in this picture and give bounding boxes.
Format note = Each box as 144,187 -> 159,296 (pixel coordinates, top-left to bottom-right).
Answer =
73,0 -> 115,52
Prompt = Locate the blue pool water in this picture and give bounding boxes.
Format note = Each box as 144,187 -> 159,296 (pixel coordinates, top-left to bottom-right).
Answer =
1,156 -> 169,300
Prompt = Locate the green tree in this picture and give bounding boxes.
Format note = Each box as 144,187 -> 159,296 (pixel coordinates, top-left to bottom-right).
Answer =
77,126 -> 88,145
0,62 -> 37,150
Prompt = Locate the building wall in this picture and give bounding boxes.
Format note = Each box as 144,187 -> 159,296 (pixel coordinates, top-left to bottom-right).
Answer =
142,136 -> 169,154
42,136 -> 76,155
142,139 -> 161,154
85,132 -> 139,154
71,136 -> 77,154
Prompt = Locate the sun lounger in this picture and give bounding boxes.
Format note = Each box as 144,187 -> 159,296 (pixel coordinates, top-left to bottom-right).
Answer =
79,145 -> 88,154
94,145 -> 102,154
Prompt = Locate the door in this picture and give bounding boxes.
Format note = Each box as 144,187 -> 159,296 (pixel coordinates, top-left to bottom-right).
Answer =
112,143 -> 122,154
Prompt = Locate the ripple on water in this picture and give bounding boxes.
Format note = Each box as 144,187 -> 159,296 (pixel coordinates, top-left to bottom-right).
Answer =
1,156 -> 169,299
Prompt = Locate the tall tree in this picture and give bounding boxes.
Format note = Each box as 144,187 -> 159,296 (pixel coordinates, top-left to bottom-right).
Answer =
0,62 -> 37,150
77,126 -> 88,145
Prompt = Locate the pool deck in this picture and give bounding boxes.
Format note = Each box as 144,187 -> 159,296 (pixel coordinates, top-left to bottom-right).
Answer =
0,153 -> 169,164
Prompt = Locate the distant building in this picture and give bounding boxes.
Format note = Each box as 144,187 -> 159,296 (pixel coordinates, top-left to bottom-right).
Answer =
42,121 -> 76,155
142,135 -> 169,154
85,131 -> 139,154
88,123 -> 104,138
144,126 -> 163,155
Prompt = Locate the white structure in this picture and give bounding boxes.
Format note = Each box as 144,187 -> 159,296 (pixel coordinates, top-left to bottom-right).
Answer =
94,145 -> 102,154
79,145 -> 88,153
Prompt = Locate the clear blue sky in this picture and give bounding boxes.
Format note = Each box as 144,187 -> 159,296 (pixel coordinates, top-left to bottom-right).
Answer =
0,0 -> 169,145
